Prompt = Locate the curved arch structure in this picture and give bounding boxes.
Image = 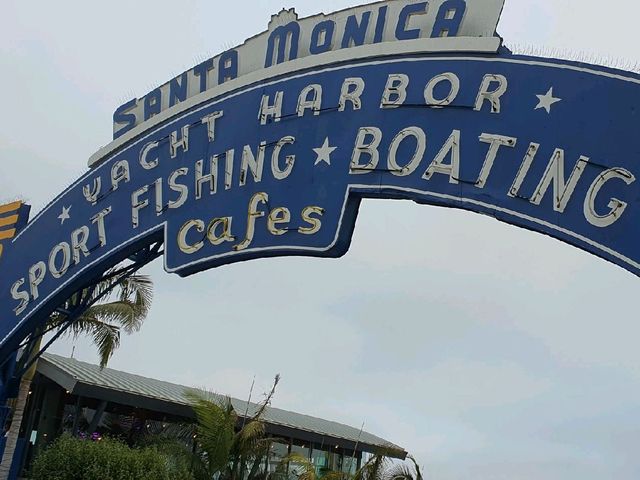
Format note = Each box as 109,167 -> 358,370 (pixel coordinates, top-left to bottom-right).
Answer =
2,1 -> 640,365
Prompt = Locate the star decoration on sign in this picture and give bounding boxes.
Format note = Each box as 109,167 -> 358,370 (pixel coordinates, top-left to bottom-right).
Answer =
313,137 -> 337,166
58,206 -> 71,225
535,87 -> 562,114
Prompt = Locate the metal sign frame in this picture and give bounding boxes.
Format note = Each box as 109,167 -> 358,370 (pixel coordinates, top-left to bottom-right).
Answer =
2,0 -> 639,395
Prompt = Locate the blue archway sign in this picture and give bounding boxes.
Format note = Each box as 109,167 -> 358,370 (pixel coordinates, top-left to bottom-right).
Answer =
1,0 -> 640,362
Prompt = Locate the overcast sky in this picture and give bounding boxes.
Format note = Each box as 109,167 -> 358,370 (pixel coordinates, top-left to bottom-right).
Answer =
2,1 -> 640,479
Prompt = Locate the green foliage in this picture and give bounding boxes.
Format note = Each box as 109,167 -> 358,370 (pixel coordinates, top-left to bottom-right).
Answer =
183,390 -> 272,480
271,453 -> 318,480
271,452 -> 422,480
145,374 -> 423,480
186,391 -> 237,476
148,376 -> 281,480
30,434 -> 193,480
49,272 -> 154,367
352,454 -> 422,480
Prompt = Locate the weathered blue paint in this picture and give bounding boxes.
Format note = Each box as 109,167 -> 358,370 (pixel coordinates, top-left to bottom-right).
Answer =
342,12 -> 373,48
112,99 -> 137,135
218,50 -> 239,85
310,21 -> 336,55
396,2 -> 428,40
143,88 -> 162,121
265,22 -> 301,68
432,0 -> 466,38
193,58 -> 215,94
169,73 -> 189,108
3,53 -> 640,365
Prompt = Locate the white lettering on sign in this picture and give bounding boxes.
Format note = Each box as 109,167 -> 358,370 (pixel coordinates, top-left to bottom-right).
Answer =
176,192 -> 326,255
584,168 -> 636,228
348,123 -> 636,229
12,62 -> 640,319
11,208 -> 112,316
112,0 -> 505,138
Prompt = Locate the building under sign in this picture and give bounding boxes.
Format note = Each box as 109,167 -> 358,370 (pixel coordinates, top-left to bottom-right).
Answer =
15,353 -> 405,475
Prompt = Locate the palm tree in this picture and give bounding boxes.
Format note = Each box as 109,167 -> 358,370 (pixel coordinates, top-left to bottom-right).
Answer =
186,375 -> 280,480
158,378 -> 422,480
0,269 -> 153,480
381,455 -> 423,480
144,375 -> 280,480
50,273 -> 153,367
354,453 -> 423,480
274,451 -> 423,480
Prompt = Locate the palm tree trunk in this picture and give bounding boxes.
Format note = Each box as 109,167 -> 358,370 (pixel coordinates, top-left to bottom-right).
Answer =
0,378 -> 31,479
0,338 -> 41,480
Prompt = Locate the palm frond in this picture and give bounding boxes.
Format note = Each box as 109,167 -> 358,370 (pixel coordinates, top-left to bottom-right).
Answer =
355,455 -> 391,480
147,422 -> 196,442
45,267 -> 154,369
83,301 -> 146,332
405,455 -> 423,480
185,390 -> 237,475
384,465 -> 416,480
58,310 -> 122,368
117,274 -> 153,322
88,321 -> 120,368
235,420 -> 266,454
142,433 -> 210,480
277,453 -> 317,480
323,471 -> 351,480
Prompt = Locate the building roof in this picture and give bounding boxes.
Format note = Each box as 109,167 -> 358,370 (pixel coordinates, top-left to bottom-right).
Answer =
37,353 -> 405,457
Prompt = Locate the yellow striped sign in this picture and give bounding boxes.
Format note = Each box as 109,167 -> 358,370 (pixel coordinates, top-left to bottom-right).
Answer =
0,201 -> 24,259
